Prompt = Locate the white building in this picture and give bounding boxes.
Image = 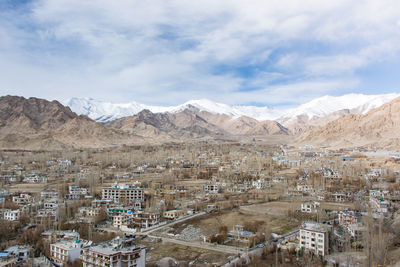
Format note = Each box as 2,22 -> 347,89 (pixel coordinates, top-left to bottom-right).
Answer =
113,214 -> 130,228
252,178 -> 270,189
369,189 -> 389,199
301,200 -> 320,213
4,210 -> 21,221
203,183 -> 219,194
370,196 -> 389,215
81,236 -> 145,267
12,193 -> 32,206
299,222 -> 329,256
50,239 -> 84,266
67,186 -> 89,199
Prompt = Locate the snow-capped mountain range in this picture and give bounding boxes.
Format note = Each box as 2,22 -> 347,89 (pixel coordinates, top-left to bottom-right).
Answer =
65,93 -> 400,124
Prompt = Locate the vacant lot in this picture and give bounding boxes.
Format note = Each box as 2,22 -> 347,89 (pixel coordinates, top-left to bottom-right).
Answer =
7,183 -> 46,194
172,208 -> 299,237
241,201 -> 297,216
139,239 -> 233,266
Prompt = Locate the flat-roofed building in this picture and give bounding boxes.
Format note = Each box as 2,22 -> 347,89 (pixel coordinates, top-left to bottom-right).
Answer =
102,183 -> 144,203
299,222 -> 330,256
50,240 -> 83,266
163,210 -> 186,220
81,236 -> 145,267
301,200 -> 320,213
3,210 -> 20,221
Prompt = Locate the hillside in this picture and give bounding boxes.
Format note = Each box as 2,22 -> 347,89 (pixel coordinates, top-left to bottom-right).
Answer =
0,96 -> 130,149
295,96 -> 400,148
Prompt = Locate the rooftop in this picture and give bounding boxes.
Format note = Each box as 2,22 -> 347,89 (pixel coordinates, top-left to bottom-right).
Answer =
87,236 -> 144,256
300,222 -> 328,233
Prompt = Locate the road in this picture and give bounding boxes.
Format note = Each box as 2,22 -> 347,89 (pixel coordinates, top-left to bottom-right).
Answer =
136,211 -> 206,235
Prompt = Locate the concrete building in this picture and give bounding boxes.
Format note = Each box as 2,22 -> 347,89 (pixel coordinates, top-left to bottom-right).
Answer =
3,210 -> 20,221
163,210 -> 186,219
113,214 -> 131,228
301,200 -> 320,213
132,211 -> 160,229
102,183 -> 144,203
338,210 -> 360,226
50,240 -> 83,266
81,236 -> 145,267
299,222 -> 330,256
12,194 -> 32,206
67,186 -> 89,199
203,184 -> 219,194
228,225 -> 256,244
370,196 -> 389,215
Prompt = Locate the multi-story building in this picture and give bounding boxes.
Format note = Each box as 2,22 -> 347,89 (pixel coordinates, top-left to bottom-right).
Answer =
370,196 -> 389,215
102,183 -> 144,203
41,190 -> 59,199
299,222 -> 330,256
78,207 -> 101,218
44,199 -> 58,209
301,200 -> 320,213
163,210 -> 186,219
132,211 -> 160,229
251,178 -> 270,189
50,239 -> 83,266
296,184 -> 313,193
12,193 -> 32,206
3,210 -> 20,221
203,184 -> 219,194
369,189 -> 389,199
338,210 -> 360,226
35,209 -> 57,225
81,236 -> 146,267
67,186 -> 89,199
112,214 -> 131,228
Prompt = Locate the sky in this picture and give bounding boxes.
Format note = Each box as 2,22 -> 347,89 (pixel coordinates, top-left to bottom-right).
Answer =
1,0 -> 400,107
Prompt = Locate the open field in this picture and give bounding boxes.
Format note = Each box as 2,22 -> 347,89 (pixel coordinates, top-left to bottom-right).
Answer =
321,202 -> 355,210
7,183 -> 46,194
138,239 -> 234,266
241,201 -> 297,216
166,209 -> 299,237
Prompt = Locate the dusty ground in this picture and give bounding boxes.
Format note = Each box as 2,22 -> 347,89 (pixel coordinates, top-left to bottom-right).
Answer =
174,209 -> 299,237
241,201 -> 297,216
139,239 -> 234,266
7,183 -> 46,194
321,202 -> 355,210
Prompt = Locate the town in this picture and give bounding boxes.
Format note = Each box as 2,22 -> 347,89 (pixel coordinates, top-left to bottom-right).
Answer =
0,142 -> 399,266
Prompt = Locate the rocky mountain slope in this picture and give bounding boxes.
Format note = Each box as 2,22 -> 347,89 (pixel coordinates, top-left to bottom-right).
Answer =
0,96 -> 129,149
0,96 -> 289,150
295,97 -> 400,148
67,94 -> 400,128
107,106 -> 289,139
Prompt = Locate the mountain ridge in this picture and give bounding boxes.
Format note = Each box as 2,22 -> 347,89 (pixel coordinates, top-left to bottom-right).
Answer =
65,93 -> 400,126
295,96 -> 400,149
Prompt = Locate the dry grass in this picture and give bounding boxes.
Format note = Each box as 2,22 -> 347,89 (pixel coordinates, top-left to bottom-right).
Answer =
139,240 -> 232,266
186,209 -> 299,236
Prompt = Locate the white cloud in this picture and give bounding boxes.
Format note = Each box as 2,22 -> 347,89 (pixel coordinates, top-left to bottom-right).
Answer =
1,0 -> 400,105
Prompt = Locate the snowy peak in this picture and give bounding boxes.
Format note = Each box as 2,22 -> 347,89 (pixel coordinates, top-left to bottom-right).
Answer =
65,98 -> 283,122
66,93 -> 400,125
65,97 -> 163,123
281,93 -> 400,121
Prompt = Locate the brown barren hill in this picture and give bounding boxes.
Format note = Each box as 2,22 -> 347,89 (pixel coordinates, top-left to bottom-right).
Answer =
0,95 -> 132,150
295,96 -> 400,149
